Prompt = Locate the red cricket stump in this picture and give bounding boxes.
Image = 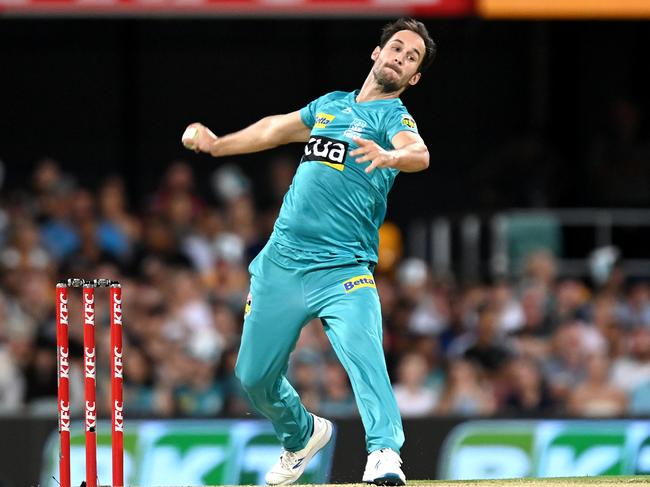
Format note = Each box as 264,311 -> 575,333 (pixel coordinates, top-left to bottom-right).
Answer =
111,283 -> 124,487
56,283 -> 71,487
83,284 -> 98,487
57,278 -> 124,487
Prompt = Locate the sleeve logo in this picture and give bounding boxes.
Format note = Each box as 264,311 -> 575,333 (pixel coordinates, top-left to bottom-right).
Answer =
244,292 -> 252,317
343,275 -> 376,293
315,112 -> 335,129
401,116 -> 417,130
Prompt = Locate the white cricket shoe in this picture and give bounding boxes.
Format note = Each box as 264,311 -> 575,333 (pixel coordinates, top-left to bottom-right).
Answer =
265,414 -> 333,485
362,448 -> 406,486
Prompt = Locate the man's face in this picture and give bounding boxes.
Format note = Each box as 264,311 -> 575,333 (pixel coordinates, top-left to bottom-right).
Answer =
371,30 -> 425,93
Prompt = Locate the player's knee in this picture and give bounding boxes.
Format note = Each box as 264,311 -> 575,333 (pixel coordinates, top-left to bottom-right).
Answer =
235,363 -> 269,393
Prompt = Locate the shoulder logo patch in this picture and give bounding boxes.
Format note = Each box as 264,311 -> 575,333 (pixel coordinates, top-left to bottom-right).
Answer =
343,275 -> 376,293
315,112 -> 335,129
244,292 -> 252,317
401,116 -> 417,130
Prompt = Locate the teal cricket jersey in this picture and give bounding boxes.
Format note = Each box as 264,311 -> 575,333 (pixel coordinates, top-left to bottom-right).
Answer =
270,89 -> 419,264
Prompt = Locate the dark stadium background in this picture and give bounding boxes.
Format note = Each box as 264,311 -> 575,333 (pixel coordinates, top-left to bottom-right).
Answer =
2,19 -> 649,216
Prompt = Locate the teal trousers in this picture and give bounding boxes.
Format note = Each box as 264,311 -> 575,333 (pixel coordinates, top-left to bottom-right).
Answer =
235,241 -> 404,453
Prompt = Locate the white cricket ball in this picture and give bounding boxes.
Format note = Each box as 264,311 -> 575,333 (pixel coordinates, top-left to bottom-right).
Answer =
182,126 -> 199,149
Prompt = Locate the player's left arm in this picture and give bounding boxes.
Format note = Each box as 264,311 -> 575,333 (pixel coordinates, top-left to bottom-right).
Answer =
351,131 -> 429,174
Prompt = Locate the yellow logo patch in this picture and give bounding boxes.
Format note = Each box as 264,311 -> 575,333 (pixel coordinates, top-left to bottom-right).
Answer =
244,292 -> 252,316
343,275 -> 376,293
315,112 -> 335,129
401,116 -> 417,129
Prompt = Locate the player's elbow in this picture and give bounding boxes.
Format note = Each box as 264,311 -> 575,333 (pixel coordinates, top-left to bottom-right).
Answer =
419,147 -> 430,171
258,116 -> 278,147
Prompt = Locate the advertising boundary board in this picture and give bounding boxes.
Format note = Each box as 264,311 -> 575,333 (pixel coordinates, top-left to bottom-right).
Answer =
1,416 -> 459,486
2,416 -> 650,486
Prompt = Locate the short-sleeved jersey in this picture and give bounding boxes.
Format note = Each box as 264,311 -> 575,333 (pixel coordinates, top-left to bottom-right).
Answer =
270,89 -> 419,264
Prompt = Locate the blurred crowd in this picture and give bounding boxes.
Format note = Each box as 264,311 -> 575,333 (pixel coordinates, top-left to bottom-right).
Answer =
1,157 -> 650,421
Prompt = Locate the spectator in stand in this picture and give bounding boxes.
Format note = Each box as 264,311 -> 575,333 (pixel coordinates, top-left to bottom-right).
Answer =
175,356 -> 224,417
129,217 -> 192,280
287,349 -> 322,415
436,358 -> 496,416
522,249 -> 557,295
212,301 -> 243,350
23,334 -> 59,413
489,280 -> 524,334
567,351 -> 627,417
219,345 -> 252,416
542,320 -> 606,405
97,176 -> 141,261
318,361 -> 357,418
438,283 -> 487,354
501,357 -> 555,415
123,346 -> 158,417
590,294 -> 626,357
0,294 -> 25,413
610,327 -> 650,395
397,258 -> 450,336
150,161 -> 205,219
393,351 -> 439,417
38,183 -> 79,260
165,192 -> 197,240
448,304 -> 512,374
164,269 -> 223,364
509,282 -> 554,360
30,158 -> 75,223
0,217 -> 53,277
618,281 -> 650,329
182,208 -> 226,280
549,278 -> 591,326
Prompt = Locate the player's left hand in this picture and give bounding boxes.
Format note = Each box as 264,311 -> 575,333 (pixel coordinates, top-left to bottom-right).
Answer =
351,136 -> 397,173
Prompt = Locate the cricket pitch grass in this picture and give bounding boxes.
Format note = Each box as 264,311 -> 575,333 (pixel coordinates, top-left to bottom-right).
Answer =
184,477 -> 650,487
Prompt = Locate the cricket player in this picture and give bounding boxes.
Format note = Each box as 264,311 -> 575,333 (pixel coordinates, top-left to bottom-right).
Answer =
182,18 -> 435,485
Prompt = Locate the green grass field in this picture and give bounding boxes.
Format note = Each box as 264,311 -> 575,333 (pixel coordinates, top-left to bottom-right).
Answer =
407,477 -> 649,486
317,479 -> 646,487
189,478 -> 650,487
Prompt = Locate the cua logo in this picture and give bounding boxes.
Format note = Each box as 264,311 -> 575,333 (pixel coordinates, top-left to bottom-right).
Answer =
301,136 -> 349,171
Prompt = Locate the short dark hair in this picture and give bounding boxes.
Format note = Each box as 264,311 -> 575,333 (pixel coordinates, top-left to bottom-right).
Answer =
379,18 -> 436,73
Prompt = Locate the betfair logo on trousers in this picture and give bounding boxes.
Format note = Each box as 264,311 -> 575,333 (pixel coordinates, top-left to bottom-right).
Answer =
301,136 -> 349,171
343,275 -> 376,293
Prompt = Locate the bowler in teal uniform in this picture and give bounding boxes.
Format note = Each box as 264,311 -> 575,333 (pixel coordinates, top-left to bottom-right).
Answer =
182,18 -> 436,486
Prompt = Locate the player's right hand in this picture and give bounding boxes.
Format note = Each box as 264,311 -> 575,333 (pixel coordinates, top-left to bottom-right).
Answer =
181,123 -> 218,154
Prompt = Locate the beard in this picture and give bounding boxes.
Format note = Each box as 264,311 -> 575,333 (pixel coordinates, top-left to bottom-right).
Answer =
372,65 -> 403,93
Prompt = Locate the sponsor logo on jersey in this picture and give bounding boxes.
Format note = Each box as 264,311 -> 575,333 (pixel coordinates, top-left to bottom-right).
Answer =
343,275 -> 376,293
314,112 -> 335,129
344,118 -> 367,139
401,116 -> 417,130
301,136 -> 349,171
342,107 -> 352,114
244,292 -> 252,317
